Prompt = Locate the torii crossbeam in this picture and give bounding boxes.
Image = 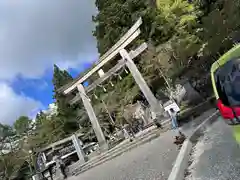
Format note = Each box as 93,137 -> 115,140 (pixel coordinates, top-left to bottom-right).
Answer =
59,17 -> 163,152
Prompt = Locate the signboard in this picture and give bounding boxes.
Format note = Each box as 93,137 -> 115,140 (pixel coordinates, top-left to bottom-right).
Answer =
98,69 -> 105,77
164,101 -> 180,114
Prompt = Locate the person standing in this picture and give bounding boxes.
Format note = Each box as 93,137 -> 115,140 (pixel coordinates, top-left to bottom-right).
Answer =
169,108 -> 178,129
53,151 -> 67,179
169,108 -> 186,147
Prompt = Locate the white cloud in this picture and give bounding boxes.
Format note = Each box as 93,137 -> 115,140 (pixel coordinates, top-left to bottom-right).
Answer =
0,0 -> 98,80
0,1 -> 99,124
0,83 -> 42,125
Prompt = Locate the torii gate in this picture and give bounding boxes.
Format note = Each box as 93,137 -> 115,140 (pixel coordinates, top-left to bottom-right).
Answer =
59,17 -> 163,151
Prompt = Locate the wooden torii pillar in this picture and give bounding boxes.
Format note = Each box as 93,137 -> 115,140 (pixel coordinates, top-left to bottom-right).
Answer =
59,17 -> 163,152
77,84 -> 108,151
119,49 -> 163,116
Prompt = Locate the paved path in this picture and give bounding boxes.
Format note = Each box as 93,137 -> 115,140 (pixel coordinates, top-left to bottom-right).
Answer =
180,109 -> 216,136
69,130 -> 178,180
187,118 -> 240,180
67,110 -> 216,180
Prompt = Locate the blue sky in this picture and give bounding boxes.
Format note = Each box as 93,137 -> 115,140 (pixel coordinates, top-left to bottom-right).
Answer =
0,0 -> 98,125
10,62 -> 93,109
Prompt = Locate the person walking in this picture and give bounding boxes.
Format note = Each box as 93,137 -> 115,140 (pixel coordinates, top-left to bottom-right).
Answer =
53,151 -> 67,179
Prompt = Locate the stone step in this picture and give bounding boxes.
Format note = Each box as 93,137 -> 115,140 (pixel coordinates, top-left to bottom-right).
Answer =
74,132 -> 159,176
70,129 -> 157,173
71,121 -> 171,176
70,132 -> 156,175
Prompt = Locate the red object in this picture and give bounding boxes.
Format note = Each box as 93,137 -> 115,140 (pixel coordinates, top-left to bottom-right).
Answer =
217,99 -> 234,119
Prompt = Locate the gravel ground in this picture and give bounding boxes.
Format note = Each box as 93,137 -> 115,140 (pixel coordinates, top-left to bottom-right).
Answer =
186,118 -> 240,180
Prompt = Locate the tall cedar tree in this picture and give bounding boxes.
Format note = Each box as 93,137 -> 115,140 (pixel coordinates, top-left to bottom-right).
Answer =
52,64 -> 79,133
93,0 -> 160,55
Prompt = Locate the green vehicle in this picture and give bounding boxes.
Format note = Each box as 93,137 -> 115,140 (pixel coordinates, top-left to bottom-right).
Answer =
211,44 -> 240,143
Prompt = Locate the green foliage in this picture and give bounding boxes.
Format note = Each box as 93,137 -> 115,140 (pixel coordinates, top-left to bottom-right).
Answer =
28,0 -> 240,147
0,123 -> 27,180
0,151 -> 27,180
197,0 -> 240,58
156,0 -> 201,64
52,65 -> 79,134
93,0 -> 201,88
22,65 -> 81,149
14,116 -> 31,135
53,64 -> 75,118
0,124 -> 15,140
90,72 -> 140,127
93,0 -> 161,54
92,0 -> 240,127
31,114 -> 65,147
